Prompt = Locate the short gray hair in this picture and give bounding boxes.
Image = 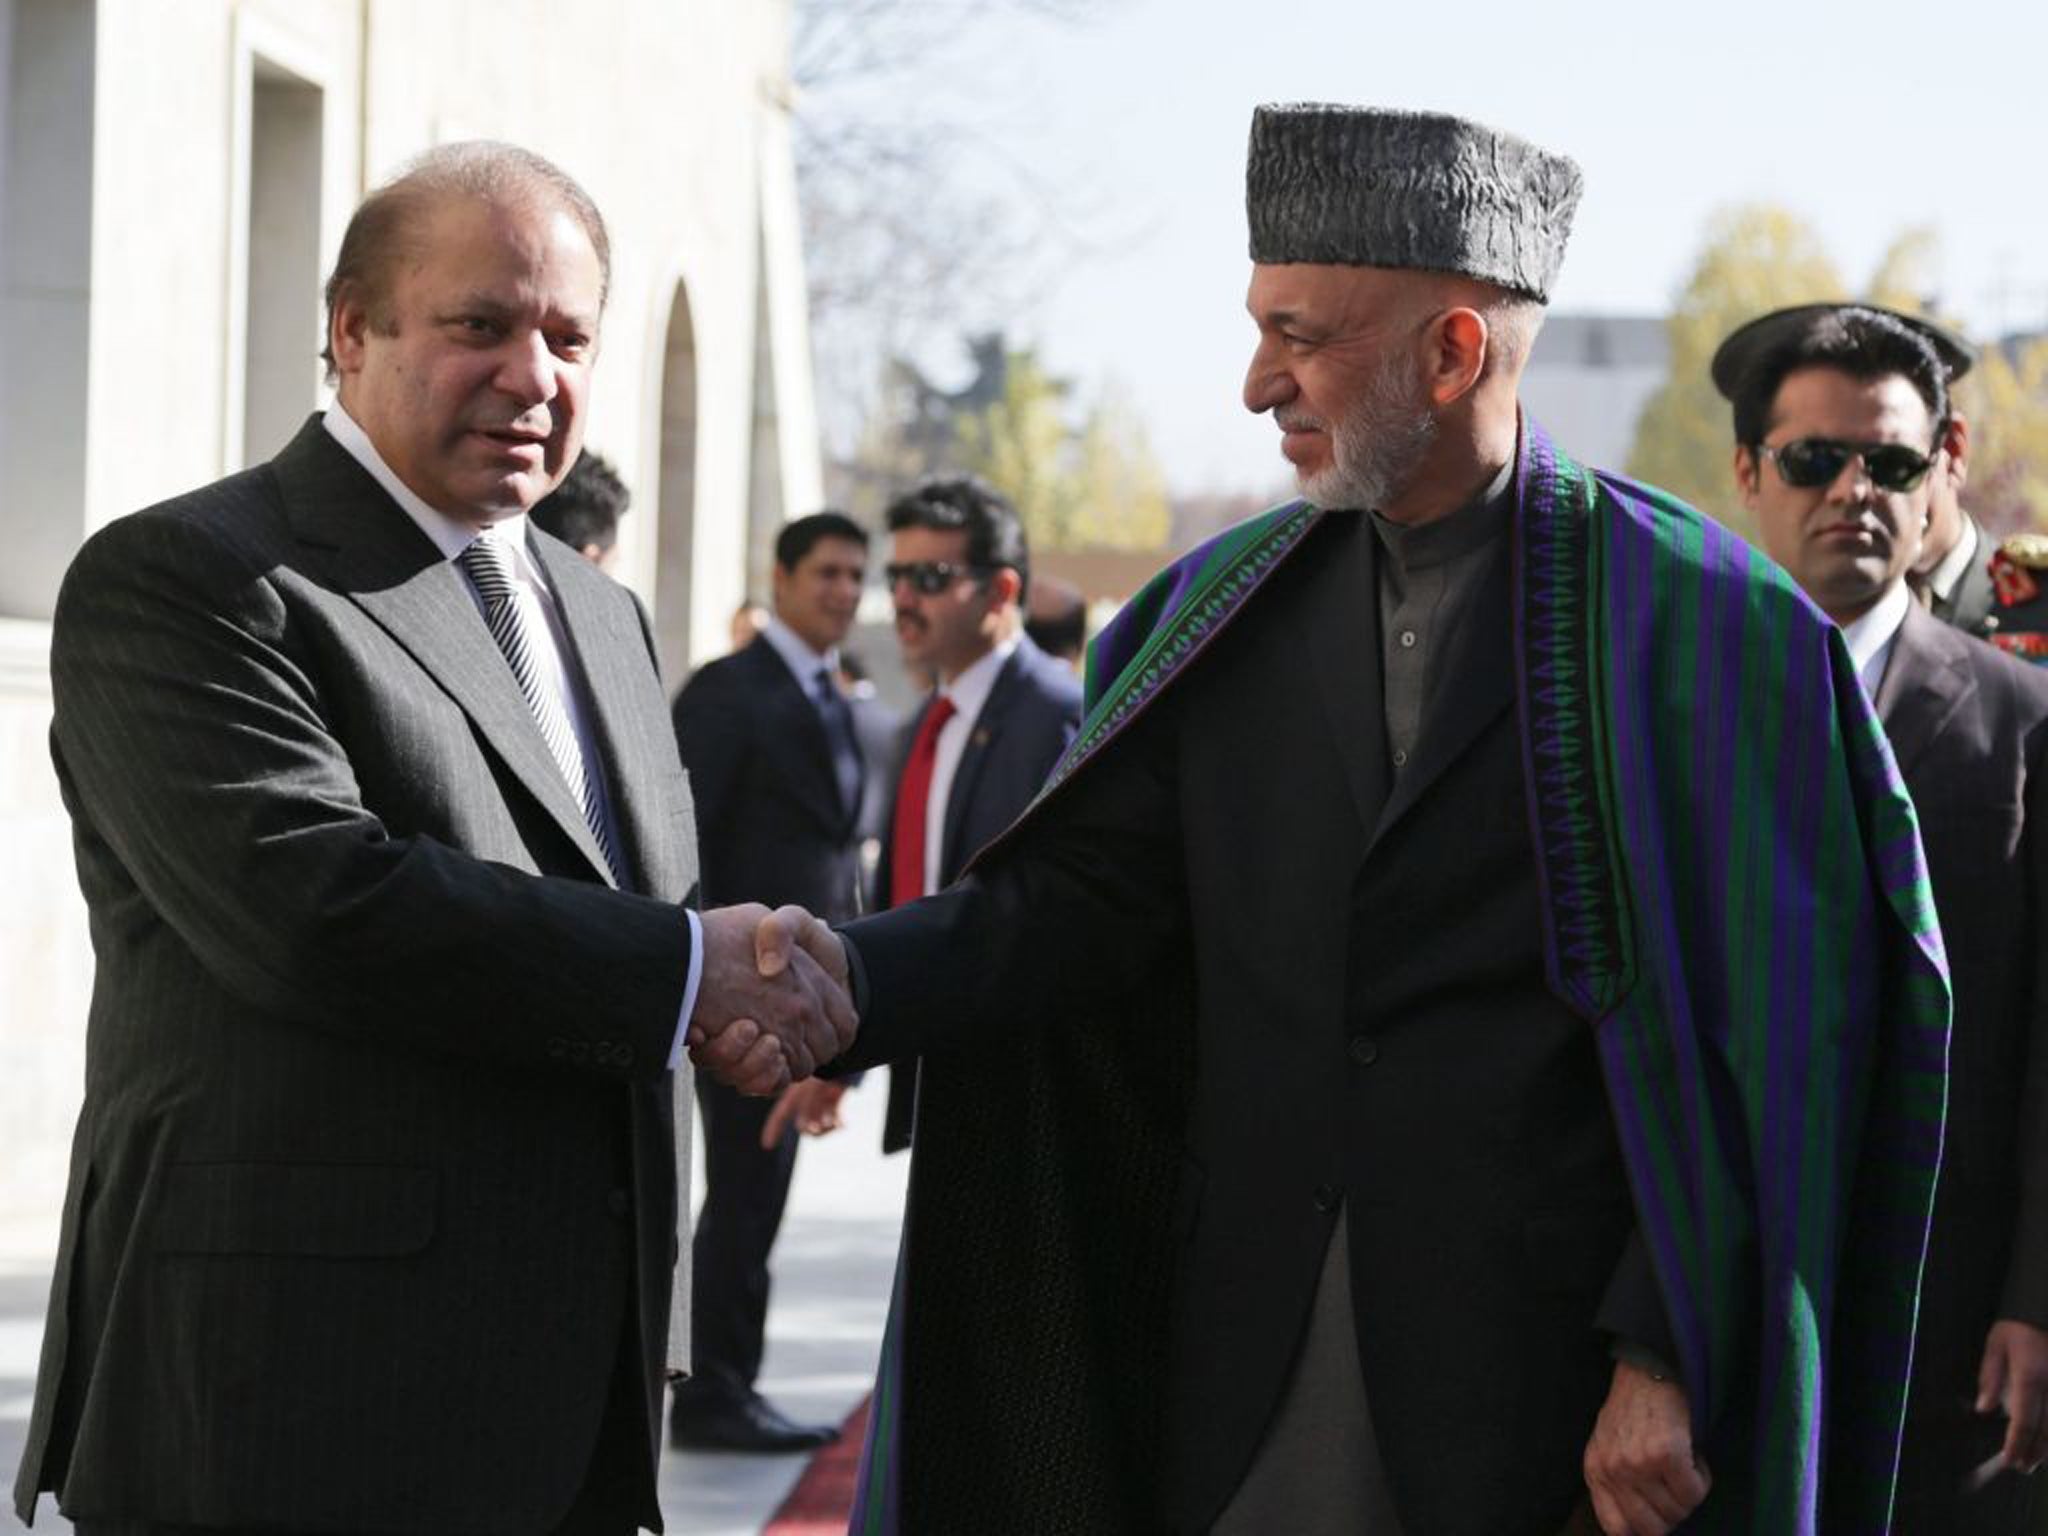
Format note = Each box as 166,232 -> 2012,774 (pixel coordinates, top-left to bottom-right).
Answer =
320,141 -> 611,379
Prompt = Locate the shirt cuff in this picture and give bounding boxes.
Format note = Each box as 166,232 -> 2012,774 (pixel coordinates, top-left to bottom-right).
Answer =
668,909 -> 705,1071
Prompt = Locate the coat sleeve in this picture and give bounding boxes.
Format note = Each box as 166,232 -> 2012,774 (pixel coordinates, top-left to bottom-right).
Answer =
2002,713 -> 2048,1326
836,685 -> 1184,1071
670,659 -> 750,903
50,507 -> 691,1080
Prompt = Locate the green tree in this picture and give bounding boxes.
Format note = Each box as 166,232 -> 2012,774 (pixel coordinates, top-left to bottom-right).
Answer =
835,334 -> 1172,553
1069,385 -> 1171,550
1963,338 -> 2048,535
1863,227 -> 1940,315
955,348 -> 1083,548
1626,205 -> 1847,535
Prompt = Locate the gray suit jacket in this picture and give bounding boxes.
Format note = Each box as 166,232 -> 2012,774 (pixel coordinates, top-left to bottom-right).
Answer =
14,416 -> 699,1533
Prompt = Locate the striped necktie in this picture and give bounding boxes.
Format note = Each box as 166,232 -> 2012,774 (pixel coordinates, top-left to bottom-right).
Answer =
458,531 -> 622,882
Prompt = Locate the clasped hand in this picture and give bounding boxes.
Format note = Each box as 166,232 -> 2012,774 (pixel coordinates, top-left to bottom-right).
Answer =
686,904 -> 856,1095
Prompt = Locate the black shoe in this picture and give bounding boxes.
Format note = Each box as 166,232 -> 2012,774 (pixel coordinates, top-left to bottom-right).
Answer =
668,1391 -> 839,1454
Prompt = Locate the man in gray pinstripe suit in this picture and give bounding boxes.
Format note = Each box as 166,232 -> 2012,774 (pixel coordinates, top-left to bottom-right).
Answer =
11,144 -> 849,1536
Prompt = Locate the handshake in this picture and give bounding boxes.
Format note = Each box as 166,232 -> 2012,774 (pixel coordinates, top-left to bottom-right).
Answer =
685,904 -> 857,1095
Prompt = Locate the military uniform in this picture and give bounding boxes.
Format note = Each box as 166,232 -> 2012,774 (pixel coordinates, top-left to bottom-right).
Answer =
1989,533 -> 2048,664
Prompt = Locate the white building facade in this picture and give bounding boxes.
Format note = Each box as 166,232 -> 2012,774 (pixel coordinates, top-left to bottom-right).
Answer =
0,0 -> 822,1254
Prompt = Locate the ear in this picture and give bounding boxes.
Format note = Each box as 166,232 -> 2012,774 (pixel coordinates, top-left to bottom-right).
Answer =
1943,410 -> 1970,490
329,285 -> 373,380
1424,308 -> 1490,408
1732,442 -> 1763,509
986,566 -> 1024,613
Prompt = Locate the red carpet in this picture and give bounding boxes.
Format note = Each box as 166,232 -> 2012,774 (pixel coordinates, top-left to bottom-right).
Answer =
760,1394 -> 871,1535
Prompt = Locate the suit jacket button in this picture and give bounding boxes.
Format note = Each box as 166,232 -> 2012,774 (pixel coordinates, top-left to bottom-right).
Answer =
1348,1034 -> 1379,1066
615,1044 -> 635,1068
607,1189 -> 630,1218
569,1040 -> 590,1064
1312,1184 -> 1341,1214
547,1036 -> 568,1059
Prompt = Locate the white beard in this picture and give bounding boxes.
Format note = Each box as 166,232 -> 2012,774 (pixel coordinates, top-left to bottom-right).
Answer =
1294,352 -> 1438,512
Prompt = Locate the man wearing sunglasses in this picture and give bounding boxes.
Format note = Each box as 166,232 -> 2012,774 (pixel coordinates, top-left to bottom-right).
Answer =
763,476 -> 1080,1155
1717,302 -> 2048,1532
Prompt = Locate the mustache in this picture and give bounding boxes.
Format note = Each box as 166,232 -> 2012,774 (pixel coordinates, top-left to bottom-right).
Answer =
1274,409 -> 1326,433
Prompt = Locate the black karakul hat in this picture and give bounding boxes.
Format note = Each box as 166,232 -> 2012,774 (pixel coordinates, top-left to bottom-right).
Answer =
1246,104 -> 1584,303
1710,303 -> 1977,399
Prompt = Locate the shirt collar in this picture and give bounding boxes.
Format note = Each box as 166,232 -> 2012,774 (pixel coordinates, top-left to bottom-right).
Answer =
1840,580 -> 1914,682
322,404 -> 547,589
939,634 -> 1020,725
1923,515 -> 1980,604
1369,456 -> 1515,574
760,614 -> 840,688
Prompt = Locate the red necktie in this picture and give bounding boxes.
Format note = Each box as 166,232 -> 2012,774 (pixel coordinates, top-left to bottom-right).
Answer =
889,695 -> 957,908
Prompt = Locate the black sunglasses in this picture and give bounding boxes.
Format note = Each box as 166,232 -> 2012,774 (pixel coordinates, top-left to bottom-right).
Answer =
1756,437 -> 1939,493
884,560 -> 994,596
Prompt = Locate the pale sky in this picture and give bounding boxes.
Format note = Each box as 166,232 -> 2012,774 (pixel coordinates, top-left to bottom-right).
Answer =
871,0 -> 2048,496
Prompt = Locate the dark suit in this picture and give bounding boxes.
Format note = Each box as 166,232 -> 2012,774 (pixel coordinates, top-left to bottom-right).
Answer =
669,634 -> 866,1407
873,636 -> 1080,1153
1925,514 -> 2000,641
15,418 -> 698,1534
842,515 -> 1649,1533
1877,604 -> 2048,1533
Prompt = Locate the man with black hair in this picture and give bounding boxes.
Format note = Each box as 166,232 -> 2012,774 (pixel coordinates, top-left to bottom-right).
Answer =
767,478 -> 1080,1156
531,446 -> 631,572
1024,573 -> 1089,670
667,510 -> 874,1453
1718,302 -> 2048,1531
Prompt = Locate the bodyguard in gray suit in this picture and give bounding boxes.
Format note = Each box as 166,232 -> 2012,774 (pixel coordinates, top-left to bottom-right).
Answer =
12,143 -> 848,1536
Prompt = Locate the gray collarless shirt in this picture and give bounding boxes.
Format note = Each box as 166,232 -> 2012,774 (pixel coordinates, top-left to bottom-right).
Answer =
1369,459 -> 1515,778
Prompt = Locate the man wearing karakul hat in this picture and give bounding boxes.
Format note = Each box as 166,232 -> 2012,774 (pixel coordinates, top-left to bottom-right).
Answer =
786,105 -> 1950,1535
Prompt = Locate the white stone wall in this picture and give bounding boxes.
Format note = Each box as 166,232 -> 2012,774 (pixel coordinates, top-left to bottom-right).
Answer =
0,0 -> 819,1255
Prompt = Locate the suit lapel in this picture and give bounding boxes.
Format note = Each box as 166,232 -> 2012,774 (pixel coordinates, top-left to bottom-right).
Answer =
274,420 -> 615,886
750,639 -> 858,838
1874,602 -> 1974,781
531,532 -> 684,891
939,648 -> 1024,882
1368,536 -> 1516,856
1295,512 -> 1388,847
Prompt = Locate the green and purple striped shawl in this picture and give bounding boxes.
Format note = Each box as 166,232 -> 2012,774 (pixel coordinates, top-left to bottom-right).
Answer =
852,419 -> 1950,1533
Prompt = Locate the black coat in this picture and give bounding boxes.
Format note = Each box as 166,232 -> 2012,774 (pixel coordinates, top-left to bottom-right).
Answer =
671,633 -> 869,921
872,636 -> 1080,1152
1880,603 -> 2048,1531
841,515 -> 1649,1534
1927,514 -> 2000,641
15,418 -> 696,1532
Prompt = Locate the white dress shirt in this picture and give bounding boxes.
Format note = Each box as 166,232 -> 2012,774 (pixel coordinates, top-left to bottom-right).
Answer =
921,635 -> 1019,896
1924,516 -> 1981,608
322,406 -> 702,1063
1841,580 -> 1915,698
759,613 -> 840,692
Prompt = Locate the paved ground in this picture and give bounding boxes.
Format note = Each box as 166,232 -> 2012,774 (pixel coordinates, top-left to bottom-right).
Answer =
1,1086 -> 908,1535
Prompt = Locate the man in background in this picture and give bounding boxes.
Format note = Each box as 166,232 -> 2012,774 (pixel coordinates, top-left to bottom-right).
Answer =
532,445 -> 631,573
1024,573 -> 1089,671
1718,301 -> 2048,1531
767,477 -> 1079,1155
668,511 -> 875,1453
